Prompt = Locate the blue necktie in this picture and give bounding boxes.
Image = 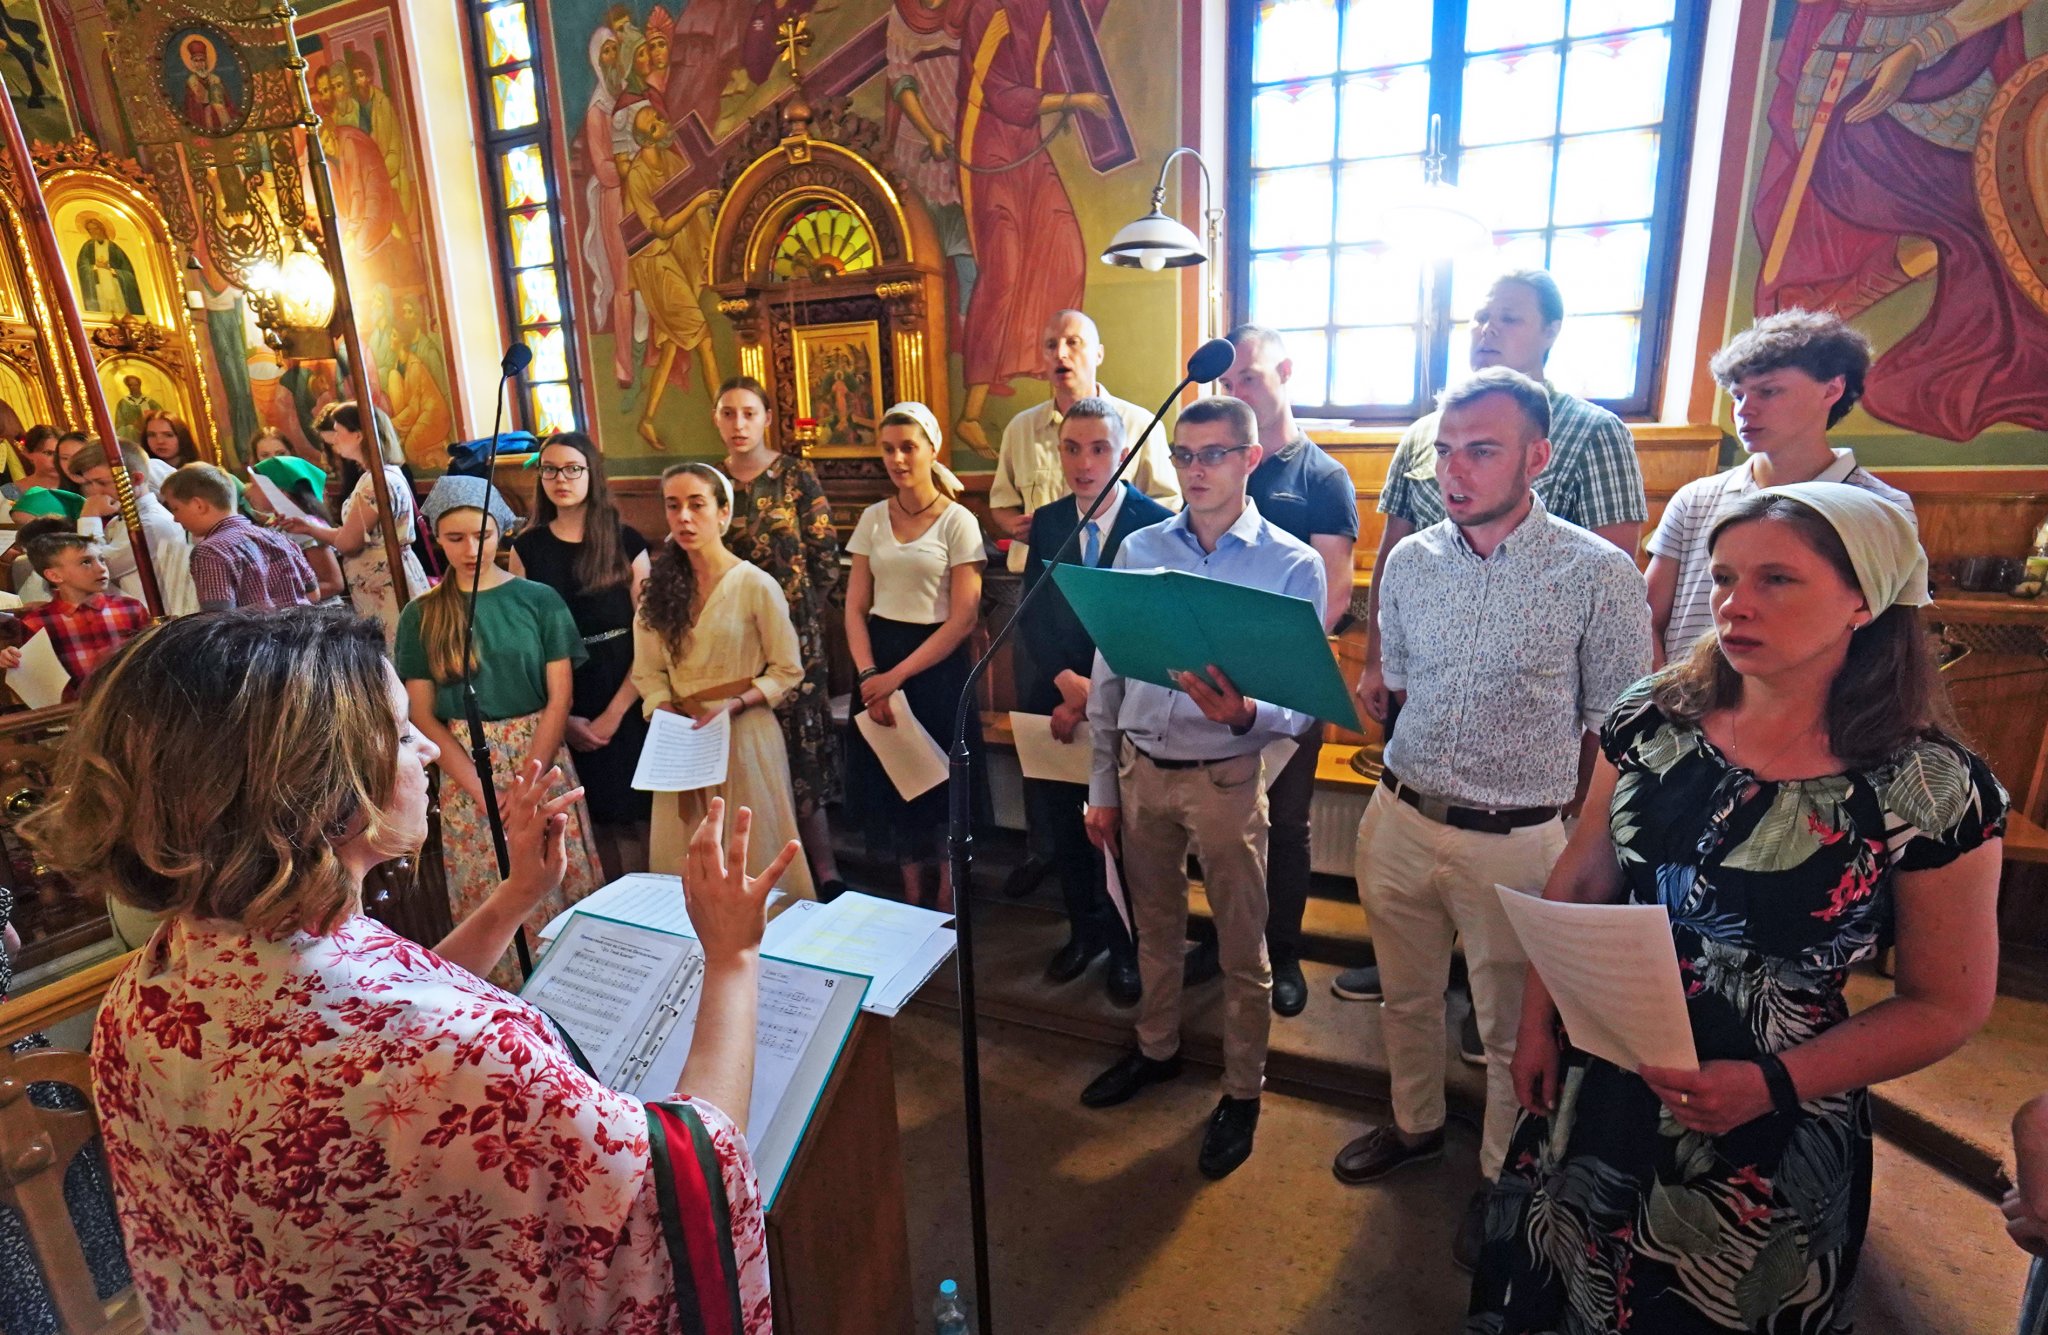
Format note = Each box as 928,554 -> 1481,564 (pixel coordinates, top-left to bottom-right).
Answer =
1082,520 -> 1101,568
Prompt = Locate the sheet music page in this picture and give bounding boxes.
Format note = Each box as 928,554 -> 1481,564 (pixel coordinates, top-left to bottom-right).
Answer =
1493,888 -> 1699,1073
852,691 -> 948,799
539,874 -> 694,943
1260,737 -> 1298,790
746,960 -> 844,1137
6,630 -> 67,711
522,916 -> 704,1088
1010,712 -> 1093,786
767,892 -> 951,1010
249,476 -> 308,521
632,707 -> 732,792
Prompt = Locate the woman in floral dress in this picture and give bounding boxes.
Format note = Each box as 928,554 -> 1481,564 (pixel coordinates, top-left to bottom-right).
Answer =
25,607 -> 791,1334
1471,485 -> 2005,1334
715,375 -> 850,896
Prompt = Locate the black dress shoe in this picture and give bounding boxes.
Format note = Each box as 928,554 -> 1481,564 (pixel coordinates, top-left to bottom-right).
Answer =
1080,1049 -> 1183,1108
1182,937 -> 1221,986
1002,855 -> 1053,899
1105,956 -> 1142,1008
1045,937 -> 1107,984
1197,1096 -> 1260,1179
1271,956 -> 1307,1017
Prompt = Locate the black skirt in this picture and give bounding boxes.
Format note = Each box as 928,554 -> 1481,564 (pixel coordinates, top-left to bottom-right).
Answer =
570,629 -> 652,826
843,616 -> 987,865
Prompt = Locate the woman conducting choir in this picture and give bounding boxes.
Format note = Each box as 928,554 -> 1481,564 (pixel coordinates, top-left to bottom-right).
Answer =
632,462 -> 813,896
716,375 -> 852,897
26,607 -> 789,1333
513,431 -> 654,880
1470,483 -> 2006,1333
843,401 -> 986,911
282,401 -> 429,644
394,478 -> 603,984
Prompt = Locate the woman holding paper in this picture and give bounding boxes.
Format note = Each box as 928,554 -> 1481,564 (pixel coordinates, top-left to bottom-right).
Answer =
281,401 -> 430,645
632,462 -> 812,897
27,607 -> 785,1334
395,478 -> 604,985
1471,485 -> 2006,1334
843,402 -> 986,911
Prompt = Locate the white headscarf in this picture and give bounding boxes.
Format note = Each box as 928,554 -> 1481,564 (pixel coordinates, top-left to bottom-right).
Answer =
1755,481 -> 1929,615
881,401 -> 963,496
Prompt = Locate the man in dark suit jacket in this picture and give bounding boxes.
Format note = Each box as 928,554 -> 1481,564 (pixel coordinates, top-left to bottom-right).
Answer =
1018,398 -> 1172,1006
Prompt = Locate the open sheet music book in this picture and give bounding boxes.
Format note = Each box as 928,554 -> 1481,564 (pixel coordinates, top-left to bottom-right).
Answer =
523,912 -> 869,1207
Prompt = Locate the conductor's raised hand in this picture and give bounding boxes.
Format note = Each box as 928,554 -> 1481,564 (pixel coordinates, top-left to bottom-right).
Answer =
681,797 -> 799,965
1172,664 -> 1256,731
499,760 -> 585,914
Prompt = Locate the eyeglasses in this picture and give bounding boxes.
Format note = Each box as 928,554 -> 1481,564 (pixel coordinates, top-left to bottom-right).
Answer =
1166,444 -> 1252,470
538,464 -> 588,481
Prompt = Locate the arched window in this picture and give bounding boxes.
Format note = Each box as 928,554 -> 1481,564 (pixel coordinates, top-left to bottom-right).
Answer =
1231,0 -> 1707,420
467,0 -> 582,435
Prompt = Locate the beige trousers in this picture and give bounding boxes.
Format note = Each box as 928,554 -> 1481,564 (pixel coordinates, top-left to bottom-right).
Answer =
1120,742 -> 1272,1100
1355,785 -> 1566,1178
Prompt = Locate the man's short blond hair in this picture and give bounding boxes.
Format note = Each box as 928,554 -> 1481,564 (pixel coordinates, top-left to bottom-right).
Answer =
159,461 -> 237,511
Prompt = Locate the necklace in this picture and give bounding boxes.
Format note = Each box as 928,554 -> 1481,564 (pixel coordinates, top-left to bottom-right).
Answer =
894,490 -> 941,517
1731,709 -> 1823,779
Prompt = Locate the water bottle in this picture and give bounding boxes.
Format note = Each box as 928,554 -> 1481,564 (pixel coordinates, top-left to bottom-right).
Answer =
932,1278 -> 970,1335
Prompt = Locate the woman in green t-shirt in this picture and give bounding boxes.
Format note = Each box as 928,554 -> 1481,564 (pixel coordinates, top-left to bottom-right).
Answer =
395,478 -> 604,985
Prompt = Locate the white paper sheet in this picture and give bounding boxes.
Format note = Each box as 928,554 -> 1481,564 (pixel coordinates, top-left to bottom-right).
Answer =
632,707 -> 731,792
1260,737 -> 1299,790
522,915 -> 705,1088
6,629 -> 68,710
1493,887 -> 1699,1073
540,873 -> 694,942
249,476 -> 308,521
1009,711 -> 1093,786
853,691 -> 949,799
1104,846 -> 1131,936
766,891 -> 955,1015
746,959 -> 842,1135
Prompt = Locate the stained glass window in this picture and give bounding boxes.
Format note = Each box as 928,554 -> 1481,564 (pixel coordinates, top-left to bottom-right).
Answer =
468,0 -> 580,434
1236,0 -> 1703,418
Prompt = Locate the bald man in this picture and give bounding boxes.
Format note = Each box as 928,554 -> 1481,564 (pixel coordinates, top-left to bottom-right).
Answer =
988,309 -> 1180,575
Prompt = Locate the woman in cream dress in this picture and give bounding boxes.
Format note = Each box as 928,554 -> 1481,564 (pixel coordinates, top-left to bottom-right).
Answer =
631,463 -> 813,894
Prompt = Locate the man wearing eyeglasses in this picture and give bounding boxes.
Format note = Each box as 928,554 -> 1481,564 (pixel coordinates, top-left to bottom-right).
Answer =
1077,395 -> 1325,1181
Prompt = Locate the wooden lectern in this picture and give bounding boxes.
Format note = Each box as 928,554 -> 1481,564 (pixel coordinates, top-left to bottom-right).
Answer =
765,1014 -> 914,1334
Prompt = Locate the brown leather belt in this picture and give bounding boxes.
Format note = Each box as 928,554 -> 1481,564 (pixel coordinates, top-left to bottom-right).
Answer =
675,675 -> 756,717
1380,768 -> 1558,836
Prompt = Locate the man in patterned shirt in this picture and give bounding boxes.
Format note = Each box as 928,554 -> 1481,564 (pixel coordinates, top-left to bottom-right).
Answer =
160,463 -> 317,613
1329,369 -> 1650,1271
1,533 -> 151,701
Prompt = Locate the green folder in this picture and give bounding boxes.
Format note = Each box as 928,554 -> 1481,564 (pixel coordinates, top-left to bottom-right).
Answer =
1050,563 -> 1361,729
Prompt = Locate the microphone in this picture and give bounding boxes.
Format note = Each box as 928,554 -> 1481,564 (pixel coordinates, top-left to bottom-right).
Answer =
501,342 -> 533,377
1184,335 -> 1236,385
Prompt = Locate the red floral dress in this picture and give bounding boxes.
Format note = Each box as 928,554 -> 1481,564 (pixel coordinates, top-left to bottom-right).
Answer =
90,913 -> 772,1334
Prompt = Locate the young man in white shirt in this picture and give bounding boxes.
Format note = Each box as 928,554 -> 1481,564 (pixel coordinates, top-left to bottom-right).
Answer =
70,440 -> 199,616
1648,309 -> 1915,666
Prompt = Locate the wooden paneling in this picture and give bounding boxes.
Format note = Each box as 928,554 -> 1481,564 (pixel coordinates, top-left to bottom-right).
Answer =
1871,467 -> 2048,573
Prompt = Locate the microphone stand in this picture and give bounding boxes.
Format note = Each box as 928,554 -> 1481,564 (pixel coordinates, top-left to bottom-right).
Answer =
457,352 -> 529,978
944,353 -> 1220,1335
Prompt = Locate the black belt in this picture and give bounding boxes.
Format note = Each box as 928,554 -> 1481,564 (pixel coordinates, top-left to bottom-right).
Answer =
1133,745 -> 1237,771
1381,768 -> 1558,835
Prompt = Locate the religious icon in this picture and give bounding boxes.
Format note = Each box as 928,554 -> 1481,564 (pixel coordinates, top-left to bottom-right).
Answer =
72,212 -> 143,318
114,373 -> 163,444
1,0 -> 76,144
160,23 -> 249,138
95,357 -> 184,436
791,322 -> 883,452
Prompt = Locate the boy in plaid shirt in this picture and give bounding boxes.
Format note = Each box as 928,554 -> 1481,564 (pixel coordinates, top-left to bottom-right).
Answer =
1,533 -> 151,700
160,463 -> 316,612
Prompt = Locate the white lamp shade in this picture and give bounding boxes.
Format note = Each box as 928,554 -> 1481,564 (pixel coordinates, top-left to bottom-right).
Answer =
1100,209 -> 1207,271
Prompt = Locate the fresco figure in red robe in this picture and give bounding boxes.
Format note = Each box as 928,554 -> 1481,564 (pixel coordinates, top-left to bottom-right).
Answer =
1752,0 -> 2048,440
949,0 -> 1108,454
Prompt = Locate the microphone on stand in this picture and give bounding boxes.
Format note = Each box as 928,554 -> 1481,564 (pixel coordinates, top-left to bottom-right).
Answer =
941,336 -> 1236,1335
458,340 -> 533,976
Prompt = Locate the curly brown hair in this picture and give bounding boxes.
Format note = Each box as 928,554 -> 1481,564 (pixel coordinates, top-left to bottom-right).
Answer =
1709,309 -> 1872,428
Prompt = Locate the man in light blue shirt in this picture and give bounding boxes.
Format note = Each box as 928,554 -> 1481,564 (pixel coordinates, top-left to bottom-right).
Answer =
1077,395 -> 1325,1181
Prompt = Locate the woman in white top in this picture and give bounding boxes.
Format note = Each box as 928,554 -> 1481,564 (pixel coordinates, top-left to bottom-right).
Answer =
843,402 -> 987,910
282,401 -> 429,644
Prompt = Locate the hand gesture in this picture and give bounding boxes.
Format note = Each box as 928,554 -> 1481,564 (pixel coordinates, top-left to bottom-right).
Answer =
1844,44 -> 1921,123
497,760 -> 586,914
682,797 -> 799,965
80,493 -> 119,520
1172,664 -> 1256,731
1639,1060 -> 1774,1137
1355,661 -> 1390,725
1083,804 -> 1120,857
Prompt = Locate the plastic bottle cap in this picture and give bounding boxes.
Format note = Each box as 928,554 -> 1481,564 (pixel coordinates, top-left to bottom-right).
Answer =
940,1280 -> 958,1296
